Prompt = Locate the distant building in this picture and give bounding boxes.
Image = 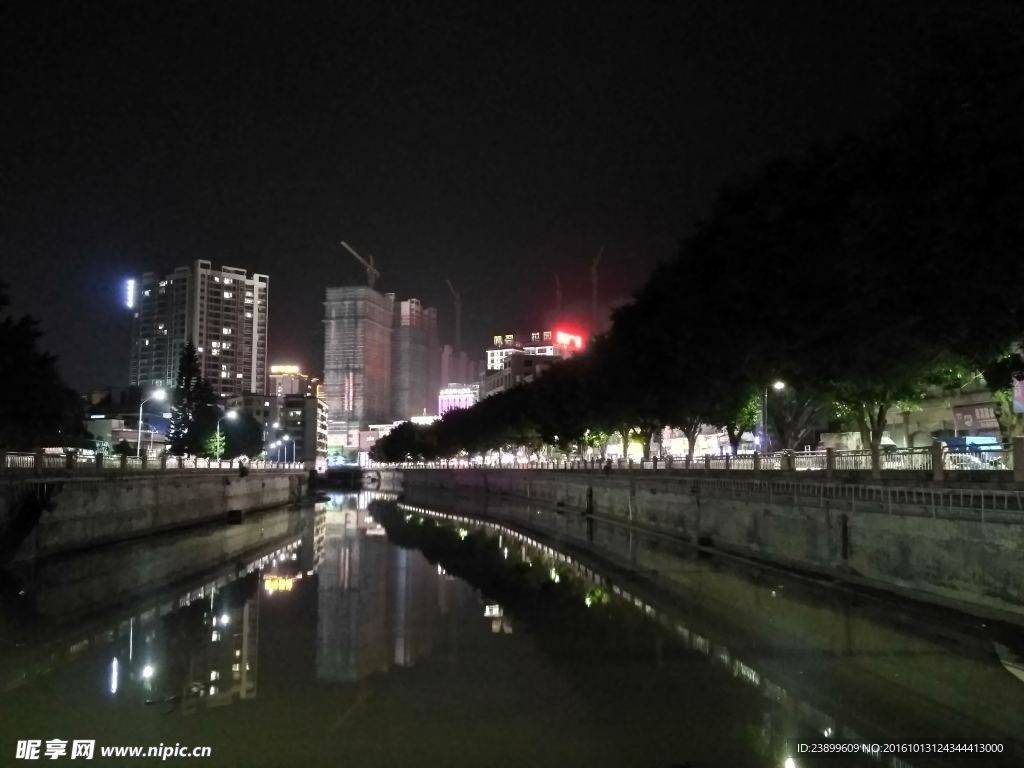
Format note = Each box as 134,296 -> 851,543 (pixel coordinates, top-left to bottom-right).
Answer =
128,261 -> 269,397
391,299 -> 440,421
84,415 -> 168,457
438,383 -> 480,416
485,330 -> 583,371
323,287 -> 395,456
440,345 -> 482,387
481,354 -> 556,399
274,394 -> 329,465
268,365 -> 320,398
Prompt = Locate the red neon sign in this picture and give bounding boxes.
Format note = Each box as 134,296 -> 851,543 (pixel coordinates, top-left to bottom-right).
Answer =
555,330 -> 583,350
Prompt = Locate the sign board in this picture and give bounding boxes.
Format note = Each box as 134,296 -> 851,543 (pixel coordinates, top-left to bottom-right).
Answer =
951,403 -> 1000,432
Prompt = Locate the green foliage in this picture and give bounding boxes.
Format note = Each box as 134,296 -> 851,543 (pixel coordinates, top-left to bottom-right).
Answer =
112,439 -> 133,457
206,432 -> 225,459
224,412 -> 266,459
0,282 -> 85,450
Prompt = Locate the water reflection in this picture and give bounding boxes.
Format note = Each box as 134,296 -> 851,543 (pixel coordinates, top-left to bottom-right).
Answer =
316,492 -> 442,681
393,500 -> 1024,768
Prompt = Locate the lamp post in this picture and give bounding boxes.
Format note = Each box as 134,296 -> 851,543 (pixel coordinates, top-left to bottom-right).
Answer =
272,440 -> 281,463
283,434 -> 294,464
137,390 -> 166,458
216,410 -> 237,460
763,381 -> 786,454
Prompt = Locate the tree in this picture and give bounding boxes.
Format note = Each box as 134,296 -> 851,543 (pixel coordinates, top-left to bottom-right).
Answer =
0,282 -> 85,450
205,432 -> 225,459
112,439 -> 133,457
224,412 -> 266,459
167,341 -> 217,456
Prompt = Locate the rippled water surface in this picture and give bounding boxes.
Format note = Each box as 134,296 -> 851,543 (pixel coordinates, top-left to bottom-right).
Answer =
1,491 -> 1022,767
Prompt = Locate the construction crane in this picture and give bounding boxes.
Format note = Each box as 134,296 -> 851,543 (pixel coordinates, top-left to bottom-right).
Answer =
446,279 -> 462,353
591,245 -> 604,333
340,241 -> 381,290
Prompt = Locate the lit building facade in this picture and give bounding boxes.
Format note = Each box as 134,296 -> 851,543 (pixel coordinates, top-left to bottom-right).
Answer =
485,330 -> 583,371
438,383 -> 480,416
128,261 -> 269,397
323,287 -> 395,456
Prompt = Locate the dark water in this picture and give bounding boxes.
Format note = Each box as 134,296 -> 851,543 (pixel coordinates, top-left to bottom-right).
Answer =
1,491 -> 1022,767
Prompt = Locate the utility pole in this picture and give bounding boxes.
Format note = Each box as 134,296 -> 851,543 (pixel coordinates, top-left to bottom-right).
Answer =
446,279 -> 462,353
591,246 -> 604,334
340,241 -> 381,290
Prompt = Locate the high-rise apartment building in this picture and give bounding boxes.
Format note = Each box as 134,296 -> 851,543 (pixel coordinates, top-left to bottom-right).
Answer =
128,261 -> 269,397
390,299 -> 440,421
323,287 -> 395,455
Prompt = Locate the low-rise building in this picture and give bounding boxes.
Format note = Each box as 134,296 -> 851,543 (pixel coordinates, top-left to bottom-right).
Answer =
481,354 -> 555,399
485,330 -> 583,371
438,383 -> 480,416
273,395 -> 329,467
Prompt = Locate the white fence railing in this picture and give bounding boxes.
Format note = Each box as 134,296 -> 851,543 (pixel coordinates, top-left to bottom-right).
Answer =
0,452 -> 305,475
376,445 -> 1021,477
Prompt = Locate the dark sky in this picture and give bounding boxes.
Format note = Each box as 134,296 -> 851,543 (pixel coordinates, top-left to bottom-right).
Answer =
1,0 -> 936,390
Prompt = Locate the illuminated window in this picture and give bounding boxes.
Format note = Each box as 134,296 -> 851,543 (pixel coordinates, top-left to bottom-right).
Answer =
212,341 -> 220,348
221,372 -> 228,378
223,328 -> 232,335
223,342 -> 231,349
197,347 -> 204,353
211,631 -> 220,641
245,311 -> 252,317
210,671 -> 219,681
214,277 -> 220,283
144,339 -> 149,346
232,663 -> 240,672
236,373 -> 243,378
224,291 -> 233,298
211,349 -> 219,356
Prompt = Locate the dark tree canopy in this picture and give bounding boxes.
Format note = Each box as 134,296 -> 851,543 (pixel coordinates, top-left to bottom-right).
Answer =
0,282 -> 84,450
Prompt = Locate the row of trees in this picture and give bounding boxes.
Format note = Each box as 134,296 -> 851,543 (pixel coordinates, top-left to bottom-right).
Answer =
375,6 -> 1024,464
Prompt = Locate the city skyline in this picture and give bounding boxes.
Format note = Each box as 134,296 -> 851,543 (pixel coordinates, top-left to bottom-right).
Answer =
1,0 -> 935,391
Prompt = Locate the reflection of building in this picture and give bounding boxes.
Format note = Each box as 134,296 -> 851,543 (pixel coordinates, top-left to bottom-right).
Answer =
316,495 -> 447,681
323,287 -> 395,456
316,502 -> 390,682
129,261 -> 269,397
183,583 -> 260,713
300,504 -> 327,575
389,547 -> 437,666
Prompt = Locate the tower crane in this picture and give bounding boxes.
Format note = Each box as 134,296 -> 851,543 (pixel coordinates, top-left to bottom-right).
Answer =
340,241 -> 381,290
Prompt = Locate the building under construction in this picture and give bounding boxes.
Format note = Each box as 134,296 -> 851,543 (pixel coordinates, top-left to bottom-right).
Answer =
391,299 -> 441,422
323,286 -> 395,455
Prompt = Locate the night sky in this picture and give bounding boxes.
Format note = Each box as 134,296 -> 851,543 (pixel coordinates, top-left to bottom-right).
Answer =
2,0 -> 937,390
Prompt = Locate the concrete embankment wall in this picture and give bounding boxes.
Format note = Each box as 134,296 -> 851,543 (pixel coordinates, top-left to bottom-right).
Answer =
400,469 -> 1024,622
31,505 -> 304,618
3,471 -> 307,560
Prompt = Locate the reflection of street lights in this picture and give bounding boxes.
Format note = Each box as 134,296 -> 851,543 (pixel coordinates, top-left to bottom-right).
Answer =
216,410 -> 237,460
137,390 -> 166,457
763,381 -> 785,453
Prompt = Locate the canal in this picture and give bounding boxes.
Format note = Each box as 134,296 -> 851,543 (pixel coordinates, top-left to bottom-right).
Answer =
1,491 -> 1022,767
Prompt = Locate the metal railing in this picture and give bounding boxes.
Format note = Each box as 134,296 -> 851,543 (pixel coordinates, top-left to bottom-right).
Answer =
375,444 -> 1022,478
0,452 -> 305,476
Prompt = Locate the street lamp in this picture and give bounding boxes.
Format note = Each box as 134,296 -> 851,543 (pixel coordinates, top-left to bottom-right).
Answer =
137,390 -> 166,458
216,410 -> 237,460
282,434 -> 294,463
763,381 -> 786,454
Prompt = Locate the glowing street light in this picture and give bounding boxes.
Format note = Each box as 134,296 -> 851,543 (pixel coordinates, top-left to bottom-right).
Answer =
762,381 -> 786,453
216,410 -> 237,460
137,390 -> 166,457
282,434 -> 294,463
